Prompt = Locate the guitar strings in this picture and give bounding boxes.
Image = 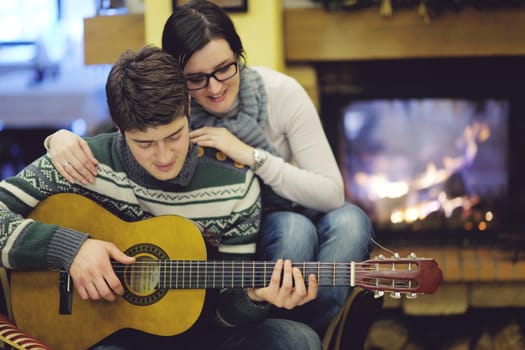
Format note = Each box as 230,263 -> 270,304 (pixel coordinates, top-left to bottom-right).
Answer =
108,263 -> 419,274
108,261 -> 419,271
105,261 -> 418,289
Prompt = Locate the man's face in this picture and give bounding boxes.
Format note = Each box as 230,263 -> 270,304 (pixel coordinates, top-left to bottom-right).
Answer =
124,116 -> 190,181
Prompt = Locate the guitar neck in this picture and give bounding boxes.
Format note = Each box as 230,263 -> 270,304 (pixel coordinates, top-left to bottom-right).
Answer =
121,261 -> 354,289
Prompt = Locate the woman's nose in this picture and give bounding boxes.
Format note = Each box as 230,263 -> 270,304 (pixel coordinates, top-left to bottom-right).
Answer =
206,76 -> 223,94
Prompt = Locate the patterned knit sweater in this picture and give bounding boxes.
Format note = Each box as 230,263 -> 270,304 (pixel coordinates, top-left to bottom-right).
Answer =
0,133 -> 267,327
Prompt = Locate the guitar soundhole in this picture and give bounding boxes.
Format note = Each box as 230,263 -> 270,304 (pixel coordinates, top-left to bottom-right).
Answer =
121,243 -> 169,306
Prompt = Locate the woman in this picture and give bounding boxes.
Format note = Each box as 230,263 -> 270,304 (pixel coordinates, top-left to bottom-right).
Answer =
44,0 -> 373,336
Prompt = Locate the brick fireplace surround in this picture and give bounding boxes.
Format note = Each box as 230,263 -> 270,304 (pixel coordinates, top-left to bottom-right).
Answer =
284,5 -> 525,348
313,55 -> 525,316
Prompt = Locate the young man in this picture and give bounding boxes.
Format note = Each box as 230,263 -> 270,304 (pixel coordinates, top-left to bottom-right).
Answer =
0,46 -> 321,349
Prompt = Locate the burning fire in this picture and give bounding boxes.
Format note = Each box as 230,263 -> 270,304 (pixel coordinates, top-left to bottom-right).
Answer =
353,121 -> 492,227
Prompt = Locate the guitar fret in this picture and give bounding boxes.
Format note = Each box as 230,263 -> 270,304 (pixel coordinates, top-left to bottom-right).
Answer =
192,261 -> 196,289
211,261 -> 217,288
195,262 -> 200,288
170,261 -> 173,289
181,261 -> 184,289
350,261 -> 355,287
196,262 -> 199,288
252,261 -> 255,288
185,262 -> 189,289
264,262 -> 267,287
201,262 -> 205,288
241,261 -> 245,288
195,261 -> 198,288
307,262 -> 316,284
160,260 -> 165,289
333,262 -> 336,286
184,261 -> 188,288
158,261 -> 163,289
221,261 -> 224,288
170,261 -> 173,288
175,260 -> 178,289
213,261 -> 216,288
204,262 -> 208,289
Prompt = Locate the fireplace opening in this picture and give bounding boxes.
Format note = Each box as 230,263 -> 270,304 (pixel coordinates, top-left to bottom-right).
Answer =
318,56 -> 525,245
340,97 -> 508,236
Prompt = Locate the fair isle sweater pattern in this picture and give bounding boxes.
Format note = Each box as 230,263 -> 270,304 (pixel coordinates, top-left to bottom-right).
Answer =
0,133 -> 261,271
0,133 -> 267,328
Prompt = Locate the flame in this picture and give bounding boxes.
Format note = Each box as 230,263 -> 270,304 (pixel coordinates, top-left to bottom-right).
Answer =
354,120 -> 492,226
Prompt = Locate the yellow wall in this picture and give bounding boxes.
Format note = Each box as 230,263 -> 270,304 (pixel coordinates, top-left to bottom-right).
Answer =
143,0 -> 284,71
143,0 -> 171,46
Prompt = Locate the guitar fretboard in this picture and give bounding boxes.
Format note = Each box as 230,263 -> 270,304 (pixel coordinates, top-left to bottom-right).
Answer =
117,261 -> 355,289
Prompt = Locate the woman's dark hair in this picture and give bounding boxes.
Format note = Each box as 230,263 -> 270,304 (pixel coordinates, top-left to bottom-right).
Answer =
162,0 -> 246,69
106,45 -> 189,132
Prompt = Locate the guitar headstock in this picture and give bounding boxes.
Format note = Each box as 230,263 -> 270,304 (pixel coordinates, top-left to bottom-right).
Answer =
354,252 -> 443,299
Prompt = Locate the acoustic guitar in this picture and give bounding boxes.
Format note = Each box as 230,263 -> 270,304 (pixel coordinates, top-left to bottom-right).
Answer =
10,193 -> 443,350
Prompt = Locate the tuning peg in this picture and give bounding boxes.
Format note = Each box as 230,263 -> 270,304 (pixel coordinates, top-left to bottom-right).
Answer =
392,252 -> 400,259
408,252 -> 417,259
406,293 -> 418,299
374,291 -> 384,299
390,291 -> 401,299
376,254 -> 385,260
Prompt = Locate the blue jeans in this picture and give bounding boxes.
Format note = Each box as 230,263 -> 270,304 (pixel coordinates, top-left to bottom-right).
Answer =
90,318 -> 321,350
256,202 -> 374,335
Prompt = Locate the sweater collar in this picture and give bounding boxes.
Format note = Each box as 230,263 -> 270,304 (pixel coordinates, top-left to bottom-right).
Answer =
116,133 -> 198,190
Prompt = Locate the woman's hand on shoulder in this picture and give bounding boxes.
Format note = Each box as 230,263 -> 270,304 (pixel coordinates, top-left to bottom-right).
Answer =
46,129 -> 99,184
189,126 -> 254,167
247,259 -> 318,309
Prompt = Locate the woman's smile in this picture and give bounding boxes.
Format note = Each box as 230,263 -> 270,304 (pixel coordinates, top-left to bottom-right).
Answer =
207,89 -> 228,103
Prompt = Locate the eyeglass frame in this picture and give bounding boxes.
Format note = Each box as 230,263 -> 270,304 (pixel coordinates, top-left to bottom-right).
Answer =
184,61 -> 239,91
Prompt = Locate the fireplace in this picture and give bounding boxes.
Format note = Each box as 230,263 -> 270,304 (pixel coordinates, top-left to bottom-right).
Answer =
317,56 -> 525,245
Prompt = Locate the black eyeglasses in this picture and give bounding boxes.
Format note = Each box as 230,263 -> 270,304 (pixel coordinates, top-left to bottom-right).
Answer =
185,62 -> 238,91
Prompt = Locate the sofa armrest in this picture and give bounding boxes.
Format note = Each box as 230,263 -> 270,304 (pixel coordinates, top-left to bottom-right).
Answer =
0,314 -> 51,350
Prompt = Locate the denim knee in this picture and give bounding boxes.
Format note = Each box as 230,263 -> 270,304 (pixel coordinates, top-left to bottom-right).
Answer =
257,211 -> 318,261
320,202 -> 372,233
317,202 -> 374,261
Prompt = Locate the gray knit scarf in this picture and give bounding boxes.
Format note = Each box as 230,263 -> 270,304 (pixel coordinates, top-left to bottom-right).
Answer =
117,133 -> 198,190
189,66 -> 302,213
189,66 -> 278,156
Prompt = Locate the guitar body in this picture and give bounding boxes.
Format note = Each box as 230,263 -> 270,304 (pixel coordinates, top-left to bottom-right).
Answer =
10,193 -> 207,350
